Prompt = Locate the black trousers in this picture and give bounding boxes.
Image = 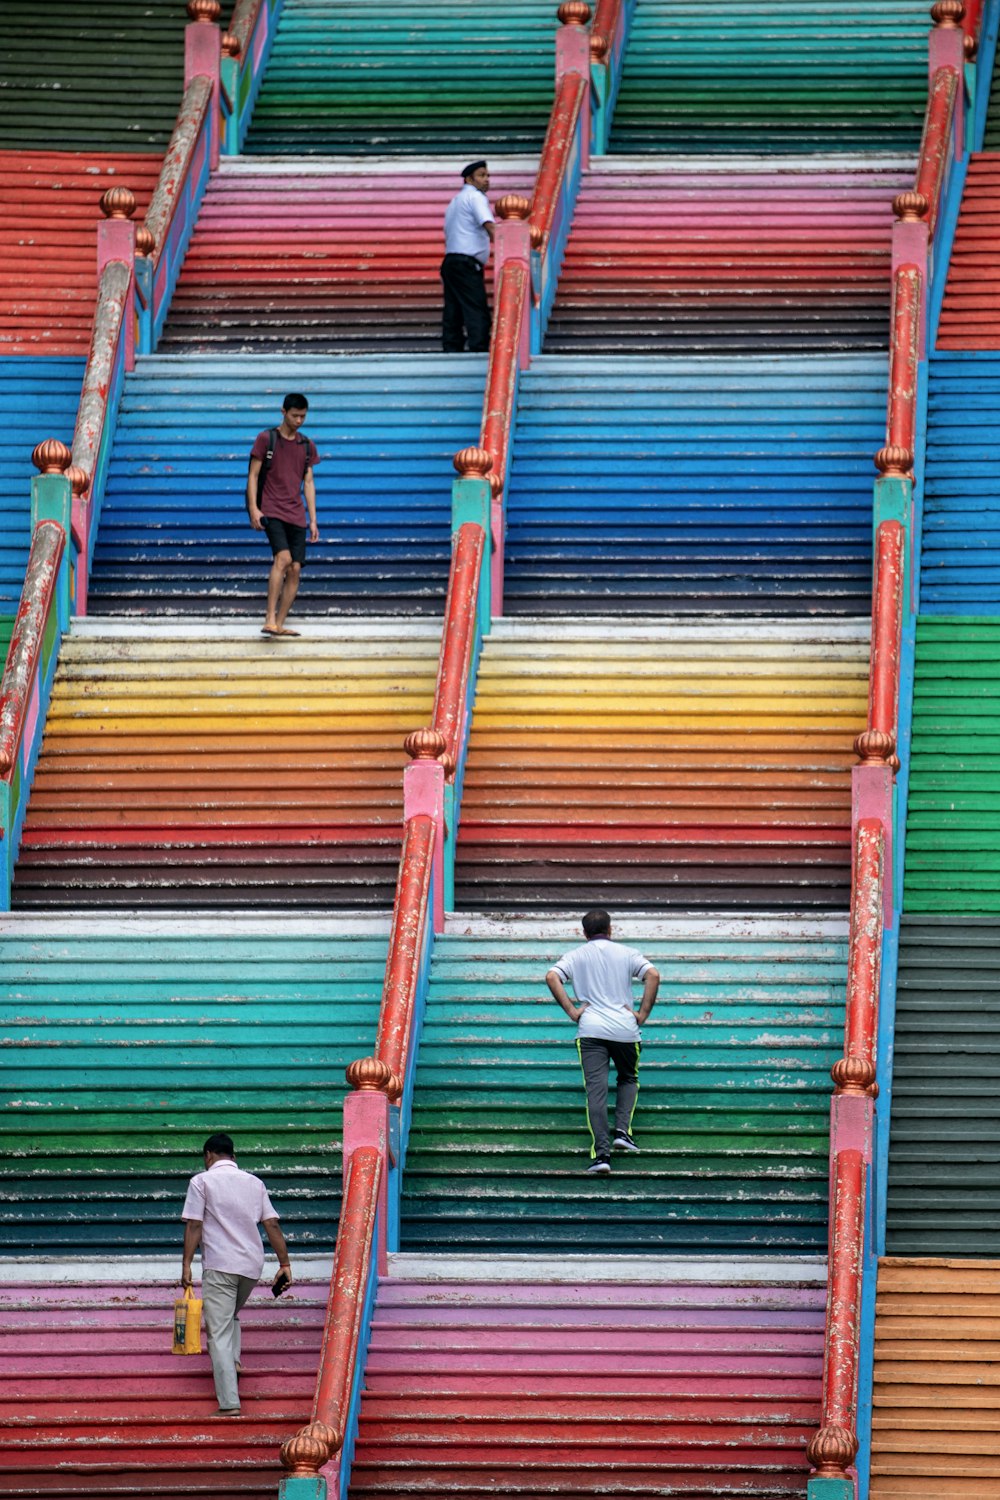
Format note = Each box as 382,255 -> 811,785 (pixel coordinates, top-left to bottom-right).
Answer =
441,253 -> 491,352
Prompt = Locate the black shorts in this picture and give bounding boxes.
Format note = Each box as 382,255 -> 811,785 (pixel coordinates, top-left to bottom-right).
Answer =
262,516 -> 307,565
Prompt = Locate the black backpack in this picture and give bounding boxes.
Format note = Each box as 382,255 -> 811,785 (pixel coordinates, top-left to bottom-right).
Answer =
249,427 -> 308,509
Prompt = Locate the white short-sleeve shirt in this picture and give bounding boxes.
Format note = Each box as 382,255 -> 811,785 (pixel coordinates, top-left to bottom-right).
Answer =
443,184 -> 495,263
552,937 -> 653,1042
181,1158 -> 278,1279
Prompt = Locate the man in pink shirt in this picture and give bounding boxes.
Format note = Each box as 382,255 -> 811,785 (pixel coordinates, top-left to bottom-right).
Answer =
181,1132 -> 292,1415
247,393 -> 320,638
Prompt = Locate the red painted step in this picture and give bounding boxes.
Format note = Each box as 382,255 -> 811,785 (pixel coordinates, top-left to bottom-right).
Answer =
0,151 -> 162,356
0,1278 -> 324,1496
937,154 -> 1000,349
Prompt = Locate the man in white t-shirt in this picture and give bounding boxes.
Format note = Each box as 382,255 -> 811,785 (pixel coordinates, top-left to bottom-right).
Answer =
180,1132 -> 292,1415
546,910 -> 660,1175
441,160 -> 495,352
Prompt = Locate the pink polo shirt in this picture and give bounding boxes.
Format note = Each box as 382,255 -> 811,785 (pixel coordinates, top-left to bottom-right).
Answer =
181,1158 -> 279,1279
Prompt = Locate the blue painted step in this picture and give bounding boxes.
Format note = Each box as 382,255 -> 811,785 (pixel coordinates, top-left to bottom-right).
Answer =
504,355 -> 886,615
921,353 -> 1000,614
87,355 -> 486,615
0,358 -> 84,609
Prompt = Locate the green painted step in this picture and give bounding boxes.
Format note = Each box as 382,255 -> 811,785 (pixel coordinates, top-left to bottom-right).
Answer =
885,916 -> 1000,1258
904,619 -> 1000,914
400,926 -> 847,1254
0,927 -> 387,1255
0,0 -> 196,150
610,0 -> 930,154
983,45 -> 1000,150
0,618 -> 14,665
245,0 -> 556,154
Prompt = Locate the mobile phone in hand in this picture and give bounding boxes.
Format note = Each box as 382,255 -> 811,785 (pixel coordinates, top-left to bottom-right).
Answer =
272,1271 -> 291,1298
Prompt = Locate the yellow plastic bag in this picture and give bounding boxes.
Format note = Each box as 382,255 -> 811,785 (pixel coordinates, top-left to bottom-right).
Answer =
172,1286 -> 203,1354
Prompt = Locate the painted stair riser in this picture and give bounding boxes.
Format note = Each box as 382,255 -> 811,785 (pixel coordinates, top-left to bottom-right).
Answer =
160,166 -> 535,354
400,931 -> 846,1253
87,357 -> 485,615
0,2 -> 187,150
12,635 -> 436,908
0,154 -> 162,356
545,165 -> 908,356
455,626 -> 868,912
504,356 -> 886,616
611,0 -> 931,154
937,157 -> 1000,350
1,932 -> 387,1249
921,356 -> 1000,614
245,1 -> 557,155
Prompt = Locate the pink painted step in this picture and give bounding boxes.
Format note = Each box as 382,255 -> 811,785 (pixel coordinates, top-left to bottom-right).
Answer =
0,1280 -> 326,1497
160,164 -> 535,354
352,1276 -> 826,1500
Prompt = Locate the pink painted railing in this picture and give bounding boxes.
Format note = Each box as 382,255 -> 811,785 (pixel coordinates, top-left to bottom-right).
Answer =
806,3 -> 968,1491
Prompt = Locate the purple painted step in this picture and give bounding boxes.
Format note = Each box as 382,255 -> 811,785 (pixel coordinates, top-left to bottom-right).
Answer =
352,1276 -> 826,1499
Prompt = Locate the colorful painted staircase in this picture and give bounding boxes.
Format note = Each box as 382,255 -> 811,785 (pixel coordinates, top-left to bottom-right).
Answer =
453,620 -> 867,912
401,921 -> 847,1253
1,921 -> 387,1252
0,356 -> 84,608
503,355 -> 886,616
244,0 -> 556,155
159,160 -> 534,353
544,159 -> 909,356
86,356 -> 483,616
609,0 -> 930,155
352,1266 -> 827,1500
10,622 -> 437,909
0,153 -> 162,356
3,1272 -> 327,1495
0,0 -> 192,151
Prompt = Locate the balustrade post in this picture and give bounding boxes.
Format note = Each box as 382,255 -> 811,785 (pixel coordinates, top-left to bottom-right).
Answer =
891,193 -> 929,356
185,0 -> 222,169
402,730 -> 447,933
494,195 -> 533,370
452,448 -> 493,633
98,188 -> 137,373
930,1 -> 966,154
343,1059 -> 394,1275
30,442 -> 72,630
220,30 -> 241,153
555,2 -> 592,168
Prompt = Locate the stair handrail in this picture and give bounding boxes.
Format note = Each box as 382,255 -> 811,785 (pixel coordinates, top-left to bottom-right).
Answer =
278,1144 -> 386,1499
0,444 -> 76,905
806,2 -> 971,1492
219,0 -> 284,153
588,0 -> 635,151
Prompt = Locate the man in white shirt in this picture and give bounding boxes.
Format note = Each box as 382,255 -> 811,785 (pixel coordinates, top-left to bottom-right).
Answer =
181,1132 -> 292,1414
441,160 -> 495,352
546,910 -> 660,1175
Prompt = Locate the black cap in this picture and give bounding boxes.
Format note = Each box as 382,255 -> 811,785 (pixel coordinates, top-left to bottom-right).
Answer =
462,160 -> 488,179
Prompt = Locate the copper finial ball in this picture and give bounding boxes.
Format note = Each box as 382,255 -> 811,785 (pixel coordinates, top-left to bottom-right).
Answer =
279,1421 -> 337,1477
221,30 -> 241,56
806,1424 -> 859,1477
403,726 -> 447,761
590,29 -> 609,59
345,1056 -> 394,1092
186,0 -> 222,21
965,32 -> 978,58
930,0 -> 964,25
386,1070 -> 403,1102
854,728 -> 896,765
453,446 -> 493,478
495,193 -> 531,221
65,465 -> 89,498
893,190 -> 929,223
528,222 -> 545,250
874,445 -> 913,477
31,439 -> 72,475
831,1053 -> 877,1094
557,1 -> 591,23
135,224 -> 156,257
100,186 -> 136,221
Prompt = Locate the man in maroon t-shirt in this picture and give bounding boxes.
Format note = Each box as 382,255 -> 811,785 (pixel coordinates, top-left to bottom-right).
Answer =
247,393 -> 320,637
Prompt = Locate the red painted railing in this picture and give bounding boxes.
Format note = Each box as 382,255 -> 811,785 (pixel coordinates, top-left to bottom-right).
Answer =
278,1146 -> 384,1482
807,3 -> 968,1487
432,522 -> 487,775
0,520 -> 66,780
373,811 -> 437,1092
529,70 -> 588,253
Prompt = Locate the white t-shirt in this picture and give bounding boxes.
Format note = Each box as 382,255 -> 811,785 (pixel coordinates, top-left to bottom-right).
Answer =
443,184 -> 495,263
552,938 -> 653,1042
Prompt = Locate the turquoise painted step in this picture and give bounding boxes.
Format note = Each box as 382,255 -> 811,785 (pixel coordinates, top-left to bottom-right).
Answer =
611,0 -> 929,154
0,358 -> 84,608
0,926 -> 387,1255
401,925 -> 847,1254
246,0 -> 557,154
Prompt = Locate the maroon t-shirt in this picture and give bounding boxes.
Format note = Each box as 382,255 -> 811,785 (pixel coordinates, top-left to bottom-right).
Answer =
252,429 -> 319,526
